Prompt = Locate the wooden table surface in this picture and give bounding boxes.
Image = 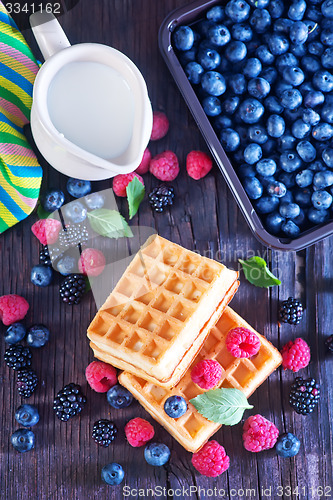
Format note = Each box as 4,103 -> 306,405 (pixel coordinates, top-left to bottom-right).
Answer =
1,1 -> 332,499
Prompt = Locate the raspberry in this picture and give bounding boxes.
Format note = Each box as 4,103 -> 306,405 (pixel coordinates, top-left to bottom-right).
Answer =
113,173 -> 144,197
78,248 -> 106,277
0,295 -> 29,326
191,359 -> 223,390
135,148 -> 151,174
191,440 -> 230,477
281,338 -> 311,372
186,151 -> 213,180
226,327 -> 261,358
31,219 -> 62,245
243,414 -> 279,452
149,151 -> 179,181
85,361 -> 117,393
125,417 -> 155,447
150,111 -> 169,141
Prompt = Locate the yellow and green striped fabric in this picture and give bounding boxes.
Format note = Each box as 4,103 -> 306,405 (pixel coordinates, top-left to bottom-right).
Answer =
0,1 -> 42,233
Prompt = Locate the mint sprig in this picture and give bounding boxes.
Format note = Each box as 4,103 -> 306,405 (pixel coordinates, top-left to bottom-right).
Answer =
190,388 -> 253,425
238,256 -> 281,288
87,209 -> 133,238
126,177 -> 145,219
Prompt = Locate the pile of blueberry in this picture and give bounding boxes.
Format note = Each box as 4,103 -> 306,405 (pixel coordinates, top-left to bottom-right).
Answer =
173,0 -> 333,238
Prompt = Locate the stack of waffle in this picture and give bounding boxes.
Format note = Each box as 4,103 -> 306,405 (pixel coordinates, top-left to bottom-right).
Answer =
87,235 -> 282,452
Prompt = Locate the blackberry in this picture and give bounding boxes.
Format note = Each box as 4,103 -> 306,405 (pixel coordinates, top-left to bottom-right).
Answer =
325,335 -> 333,353
92,419 -> 117,447
53,383 -> 87,421
279,297 -> 304,325
149,185 -> 174,212
4,345 -> 32,371
289,377 -> 320,415
39,245 -> 64,266
17,368 -> 38,398
59,223 -> 89,249
59,274 -> 86,305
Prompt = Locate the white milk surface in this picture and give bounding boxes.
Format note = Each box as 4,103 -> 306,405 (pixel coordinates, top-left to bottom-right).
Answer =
47,61 -> 134,160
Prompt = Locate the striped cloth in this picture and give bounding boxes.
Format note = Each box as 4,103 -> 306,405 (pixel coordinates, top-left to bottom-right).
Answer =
0,1 -> 42,233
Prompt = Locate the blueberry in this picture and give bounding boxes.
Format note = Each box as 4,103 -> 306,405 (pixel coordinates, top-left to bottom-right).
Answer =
239,98 -> 264,123
228,73 -> 247,94
279,133 -> 297,150
268,34 -> 289,55
255,44 -> 275,64
56,255 -> 76,276
197,47 -> 220,70
288,0 -> 307,20
201,71 -> 226,96
107,385 -> 133,409
178,47 -> 196,65
221,96 -> 240,115
26,325 -> 50,348
289,21 -> 308,44
225,41 -> 247,62
144,443 -> 171,466
308,207 -> 330,223
67,178 -> 91,198
11,429 -> 35,452
308,42 -> 325,57
264,97 -> 282,115
322,0 -> 333,18
313,69 -> 333,92
294,187 -> 313,207
231,23 -> 253,42
283,67 -> 304,86
304,90 -> 325,107
4,323 -> 26,344
276,433 -> 300,458
275,52 -> 298,72
238,164 -> 257,178
164,395 -> 187,418
101,463 -> 124,485
267,180 -> 287,197
256,158 -> 277,176
279,202 -> 301,219
284,107 -> 303,122
301,55 -> 321,74
248,125 -> 268,143
173,26 -> 194,51
313,122 -> 333,141
313,170 -> 333,189
302,108 -> 320,126
15,404 -> 39,427
312,190 -> 333,209
280,88 -> 303,109
255,196 -> 279,213
322,148 -> 333,167
320,102 -> 333,122
248,0 -> 269,7
84,192 -> 105,210
292,119 -> 311,139
295,169 -> 314,188
281,219 -> 301,237
275,82 -> 293,96
225,0 -> 251,22
267,115 -> 285,138
206,6 -> 225,22
41,189 -> 65,212
202,96 -> 222,116
31,264 -> 53,287
273,18 -> 294,34
268,0 -> 284,18
214,116 -> 232,130
266,211 -> 285,233
278,171 -> 296,189
243,176 -> 263,199
185,62 -> 204,84
244,143 -> 262,164
62,200 -> 87,223
296,140 -> 317,162
260,67 -> 278,84
250,8 -> 271,33
248,77 -> 270,99
220,128 -> 240,152
290,42 -> 307,57
321,27 -> 333,46
307,5 -> 323,21
207,24 -> 231,46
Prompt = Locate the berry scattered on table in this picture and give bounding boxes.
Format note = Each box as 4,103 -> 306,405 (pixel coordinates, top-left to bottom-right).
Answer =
11,429 -> 35,453
279,297 -> 304,325
40,189 -> 65,212
26,325 -> 50,348
281,338 -> 311,372
39,245 -> 64,267
84,192 -> 105,210
92,419 -> 117,447
191,359 -> 223,390
192,440 -> 230,477
164,395 -> 187,418
125,418 -> 155,447
101,463 -> 124,485
112,172 -> 144,197
4,345 -> 32,371
56,255 -> 77,276
30,264 -> 53,287
62,200 -> 87,224
15,404 -> 39,427
150,111 -> 169,141
275,432 -> 301,458
325,335 -> 333,353
4,323 -> 26,345
243,414 -> 279,452
78,248 -> 106,277
107,384 -> 133,409
0,295 -> 29,326
53,383 -> 87,422
149,151 -> 180,181
17,368 -> 38,398
67,178 -> 91,198
148,185 -> 174,212
58,223 -> 89,249
186,150 -> 213,180
59,274 -> 86,305
144,442 -> 171,466
85,360 -> 117,393
226,327 -> 261,358
289,377 -> 320,415
135,148 -> 152,174
31,219 -> 62,245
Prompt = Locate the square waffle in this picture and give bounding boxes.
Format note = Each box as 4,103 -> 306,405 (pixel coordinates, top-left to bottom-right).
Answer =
87,235 -> 239,382
119,306 -> 282,453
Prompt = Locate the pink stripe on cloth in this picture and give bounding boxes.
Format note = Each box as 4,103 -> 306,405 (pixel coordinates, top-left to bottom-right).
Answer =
0,96 -> 28,124
15,190 -> 37,209
0,142 -> 36,158
0,42 -> 39,74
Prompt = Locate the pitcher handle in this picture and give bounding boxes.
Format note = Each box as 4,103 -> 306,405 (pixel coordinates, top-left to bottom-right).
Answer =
30,12 -> 71,60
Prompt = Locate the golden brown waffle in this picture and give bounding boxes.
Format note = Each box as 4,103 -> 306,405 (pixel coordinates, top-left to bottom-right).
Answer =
90,279 -> 239,388
119,306 -> 282,453
87,235 -> 239,382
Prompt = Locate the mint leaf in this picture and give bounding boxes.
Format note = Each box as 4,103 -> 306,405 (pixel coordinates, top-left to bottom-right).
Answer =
190,388 -> 253,426
126,177 -> 145,219
37,204 -> 53,220
238,256 -> 281,288
87,209 -> 133,238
